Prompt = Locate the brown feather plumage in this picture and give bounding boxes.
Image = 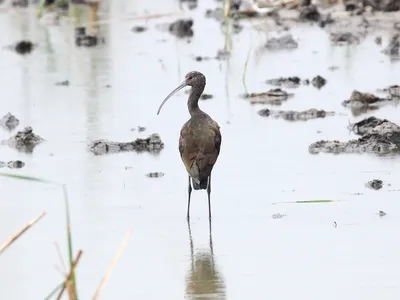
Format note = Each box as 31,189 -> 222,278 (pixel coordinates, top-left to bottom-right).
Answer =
179,113 -> 221,187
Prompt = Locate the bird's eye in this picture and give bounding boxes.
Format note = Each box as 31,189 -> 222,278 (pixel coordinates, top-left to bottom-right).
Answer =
187,76 -> 193,81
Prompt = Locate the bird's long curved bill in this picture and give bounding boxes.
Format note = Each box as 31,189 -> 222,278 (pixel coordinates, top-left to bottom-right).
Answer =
157,81 -> 187,115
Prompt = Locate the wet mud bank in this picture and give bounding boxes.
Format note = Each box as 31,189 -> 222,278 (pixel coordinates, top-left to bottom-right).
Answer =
258,108 -> 335,121
88,133 -> 164,155
1,126 -> 44,153
266,75 -> 327,89
309,117 -> 400,154
242,89 -> 293,105
0,160 -> 25,169
0,113 -> 19,131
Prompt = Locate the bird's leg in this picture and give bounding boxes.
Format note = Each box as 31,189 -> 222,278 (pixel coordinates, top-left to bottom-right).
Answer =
207,174 -> 212,219
187,176 -> 192,220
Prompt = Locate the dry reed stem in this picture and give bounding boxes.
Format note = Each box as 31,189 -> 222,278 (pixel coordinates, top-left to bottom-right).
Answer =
0,211 -> 46,255
56,250 -> 83,300
224,0 -> 231,18
92,230 -> 132,300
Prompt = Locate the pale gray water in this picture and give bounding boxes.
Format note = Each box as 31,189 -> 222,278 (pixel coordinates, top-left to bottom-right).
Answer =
1,1 -> 400,299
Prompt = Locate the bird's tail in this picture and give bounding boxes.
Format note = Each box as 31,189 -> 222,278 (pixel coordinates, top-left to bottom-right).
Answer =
192,178 -> 208,190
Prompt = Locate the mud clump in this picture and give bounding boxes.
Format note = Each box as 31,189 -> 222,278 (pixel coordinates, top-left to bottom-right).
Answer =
378,85 -> 400,98
258,108 -> 335,121
14,40 -> 35,55
54,80 -> 69,86
180,0 -> 197,10
2,126 -> 44,152
342,90 -> 386,108
243,89 -> 293,105
132,26 -> 147,33
0,160 -> 25,169
266,76 -> 326,89
215,49 -> 231,60
89,133 -> 164,155
382,34 -> 399,57
168,19 -> 193,38
362,0 -> 400,11
201,94 -> 213,100
330,32 -> 360,45
309,117 -> 400,154
265,34 -> 298,51
366,179 -> 383,190
298,5 -> 321,22
0,113 -> 19,130
311,75 -> 327,88
146,172 -> 165,178
266,77 -> 301,88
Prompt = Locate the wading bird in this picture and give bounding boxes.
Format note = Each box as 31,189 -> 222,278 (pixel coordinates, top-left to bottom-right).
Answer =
157,71 -> 222,219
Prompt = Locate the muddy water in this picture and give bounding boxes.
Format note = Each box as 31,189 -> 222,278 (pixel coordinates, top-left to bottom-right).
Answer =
1,1 -> 400,299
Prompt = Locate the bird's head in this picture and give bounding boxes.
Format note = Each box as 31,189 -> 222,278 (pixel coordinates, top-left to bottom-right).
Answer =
184,71 -> 206,87
157,71 -> 205,115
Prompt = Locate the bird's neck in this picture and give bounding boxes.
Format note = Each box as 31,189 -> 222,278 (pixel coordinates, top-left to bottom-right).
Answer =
187,83 -> 205,116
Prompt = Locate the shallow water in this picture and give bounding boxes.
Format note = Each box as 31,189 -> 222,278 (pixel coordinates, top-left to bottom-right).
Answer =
1,1 -> 400,299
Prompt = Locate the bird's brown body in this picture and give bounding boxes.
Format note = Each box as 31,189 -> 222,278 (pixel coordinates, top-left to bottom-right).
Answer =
179,112 -> 221,190
157,71 -> 221,219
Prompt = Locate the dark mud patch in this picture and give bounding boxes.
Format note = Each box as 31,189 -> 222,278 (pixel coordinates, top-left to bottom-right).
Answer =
266,77 -> 301,88
201,94 -> 213,100
15,41 -> 34,54
377,85 -> 400,98
342,90 -> 398,115
266,75 -> 327,89
309,116 -> 400,154
330,32 -> 360,45
242,88 -> 293,105
382,34 -> 400,57
0,160 -> 25,169
311,75 -> 327,88
215,49 -> 231,60
342,90 -> 386,108
193,55 -> 212,62
5,40 -> 35,55
131,126 -> 146,132
146,172 -> 165,178
1,127 -> 44,153
258,108 -> 335,121
363,0 -> 400,12
366,179 -> 383,190
89,133 -> 164,156
298,5 -> 321,22
265,34 -> 298,51
378,210 -> 387,217
54,80 -> 69,86
168,19 -> 193,38
180,0 -> 197,10
132,26 -> 148,33
0,113 -> 19,130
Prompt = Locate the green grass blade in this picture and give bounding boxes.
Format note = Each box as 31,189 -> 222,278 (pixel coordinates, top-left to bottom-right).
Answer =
62,185 -> 78,300
0,172 -> 56,184
273,200 -> 340,204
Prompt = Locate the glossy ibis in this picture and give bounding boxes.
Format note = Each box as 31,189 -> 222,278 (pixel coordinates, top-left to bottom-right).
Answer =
157,71 -> 222,219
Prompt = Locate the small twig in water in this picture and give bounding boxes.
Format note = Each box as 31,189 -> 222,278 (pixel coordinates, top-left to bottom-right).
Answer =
92,230 -> 132,300
0,210 -> 46,255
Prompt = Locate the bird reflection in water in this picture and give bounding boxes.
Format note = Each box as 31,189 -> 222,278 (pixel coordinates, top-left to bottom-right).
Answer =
185,220 -> 226,299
